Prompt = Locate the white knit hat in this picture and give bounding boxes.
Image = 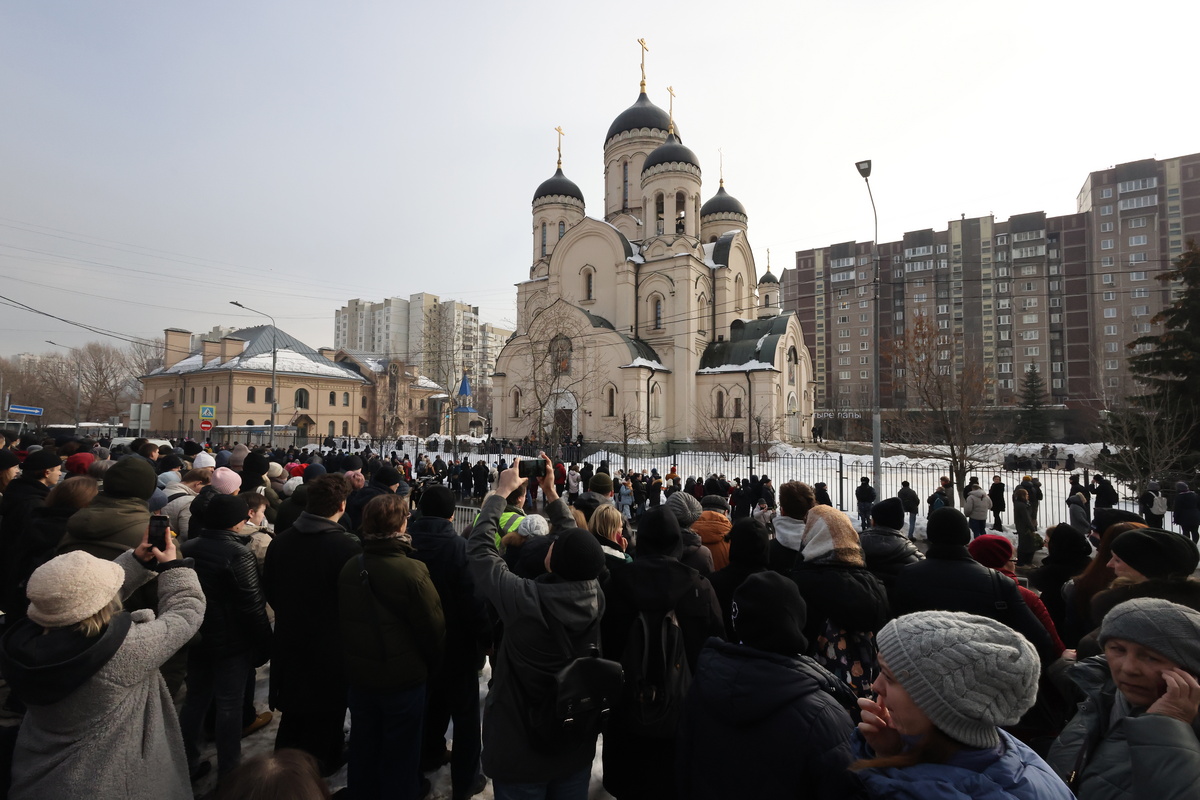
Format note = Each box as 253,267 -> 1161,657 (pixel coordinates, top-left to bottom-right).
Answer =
192,452 -> 216,469
877,611 -> 1040,749
26,551 -> 124,628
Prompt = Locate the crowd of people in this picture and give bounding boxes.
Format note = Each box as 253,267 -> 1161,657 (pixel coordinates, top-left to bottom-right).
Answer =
0,427 -> 1197,799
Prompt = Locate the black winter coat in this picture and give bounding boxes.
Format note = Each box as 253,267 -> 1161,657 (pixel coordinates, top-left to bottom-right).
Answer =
263,511 -> 361,710
988,482 -> 1007,513
345,479 -> 395,532
274,483 -> 309,534
600,554 -> 725,800
708,562 -> 766,640
182,528 -> 273,664
790,560 -> 890,648
890,545 -> 1058,667
407,515 -> 491,673
677,639 -> 867,800
0,476 -> 50,612
858,525 -> 923,593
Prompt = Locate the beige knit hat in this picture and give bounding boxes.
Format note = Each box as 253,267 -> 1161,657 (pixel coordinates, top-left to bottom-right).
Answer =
26,551 -> 124,628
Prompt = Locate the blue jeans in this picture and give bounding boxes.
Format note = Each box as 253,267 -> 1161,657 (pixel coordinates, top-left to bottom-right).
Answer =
180,651 -> 251,779
969,518 -> 987,539
493,768 -> 591,800
348,683 -> 426,800
907,511 -> 916,539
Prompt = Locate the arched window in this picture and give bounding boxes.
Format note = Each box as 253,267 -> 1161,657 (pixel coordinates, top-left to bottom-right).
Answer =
716,391 -> 725,418
419,399 -> 425,410
675,190 -> 687,234
788,346 -> 798,386
202,387 -> 207,403
606,386 -> 615,417
622,161 -> 629,208
655,193 -> 665,235
512,389 -> 521,418
264,387 -> 273,404
328,421 -> 336,437
765,294 -> 772,306
734,275 -> 745,315
190,387 -> 195,404
584,271 -> 594,300
550,334 -> 572,375
650,383 -> 662,418
342,392 -> 350,406
328,391 -> 336,406
295,388 -> 310,409
558,221 -> 565,239
214,386 -> 220,403
246,419 -> 255,426
541,223 -> 547,257
342,420 -> 349,436
247,386 -> 256,403
654,298 -> 663,330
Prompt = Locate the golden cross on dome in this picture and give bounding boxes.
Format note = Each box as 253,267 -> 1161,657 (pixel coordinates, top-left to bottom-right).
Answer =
667,85 -> 675,134
555,126 -> 565,169
719,148 -> 725,187
638,38 -> 649,91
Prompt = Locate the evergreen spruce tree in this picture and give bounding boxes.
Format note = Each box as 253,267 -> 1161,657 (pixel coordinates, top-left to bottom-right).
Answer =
1128,243 -> 1200,457
1016,365 -> 1050,443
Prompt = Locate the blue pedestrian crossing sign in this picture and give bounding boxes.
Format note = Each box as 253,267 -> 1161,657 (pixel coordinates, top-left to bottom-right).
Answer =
199,405 -> 216,420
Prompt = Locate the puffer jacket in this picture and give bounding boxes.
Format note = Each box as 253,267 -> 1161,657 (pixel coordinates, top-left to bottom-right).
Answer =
1046,656 -> 1200,800
692,510 -> 732,571
963,488 -> 993,521
467,494 -> 605,784
853,728 -> 1074,799
678,638 -> 867,800
161,483 -> 197,541
180,528 -> 273,663
858,525 -> 923,591
58,495 -> 150,559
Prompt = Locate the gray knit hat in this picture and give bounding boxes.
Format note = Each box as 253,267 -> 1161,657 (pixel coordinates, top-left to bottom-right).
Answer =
1100,598 -> 1200,674
877,611 -> 1040,749
666,491 -> 702,528
26,551 -> 124,628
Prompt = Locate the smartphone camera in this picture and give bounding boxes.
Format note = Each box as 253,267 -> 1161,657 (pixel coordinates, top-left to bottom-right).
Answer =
148,516 -> 171,551
518,459 -> 546,479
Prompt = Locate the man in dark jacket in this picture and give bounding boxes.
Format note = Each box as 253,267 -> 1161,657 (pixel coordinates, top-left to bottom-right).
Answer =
600,507 -> 725,799
467,459 -> 606,798
179,494 -> 273,780
275,463 -> 327,534
677,572 -> 866,800
408,484 -> 491,799
263,474 -> 361,775
858,497 -> 922,597
0,448 -> 60,615
890,507 -> 1058,668
1092,474 -> 1119,510
344,465 -> 406,532
854,477 -> 876,528
988,475 -> 1007,531
896,480 -> 920,539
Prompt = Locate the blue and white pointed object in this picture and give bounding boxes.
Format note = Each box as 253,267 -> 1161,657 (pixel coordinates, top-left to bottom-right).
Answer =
457,373 -> 472,399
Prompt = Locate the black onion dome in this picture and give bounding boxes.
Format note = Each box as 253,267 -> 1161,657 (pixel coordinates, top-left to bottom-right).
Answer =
701,184 -> 747,217
642,133 -> 700,173
532,168 -> 584,204
606,92 -> 676,143
759,269 -> 779,285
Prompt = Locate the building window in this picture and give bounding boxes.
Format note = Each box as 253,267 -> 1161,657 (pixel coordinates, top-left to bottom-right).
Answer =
1129,235 -> 1148,247
1101,188 -> 1113,198
1131,271 -> 1147,281
247,386 -> 256,403
1128,217 -> 1147,228
733,397 -> 742,418
512,389 -> 521,418
1104,325 -> 1118,335
295,388 -> 310,409
1105,360 -> 1119,370
622,161 -> 629,207
361,396 -> 367,409
1100,239 -> 1114,250
654,299 -> 663,329
214,386 -> 220,403
246,420 -> 254,426
716,391 -> 725,418
550,334 -> 572,375
585,271 -> 594,300
1100,205 -> 1113,216
328,421 -> 336,437
1103,291 -> 1116,301
1102,274 -> 1115,285
264,387 -> 273,404
342,392 -> 350,406
558,221 -> 565,239
201,387 -> 207,403
1132,288 -> 1149,298
1101,222 -> 1114,232
327,391 -> 335,406
606,387 -> 616,417
342,420 -> 349,436
1103,308 -> 1117,318
541,223 -> 547,256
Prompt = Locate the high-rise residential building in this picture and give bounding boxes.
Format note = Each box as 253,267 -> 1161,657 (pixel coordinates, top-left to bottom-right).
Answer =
782,153 -> 1200,435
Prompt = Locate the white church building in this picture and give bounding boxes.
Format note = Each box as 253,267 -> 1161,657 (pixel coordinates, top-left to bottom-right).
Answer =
491,74 -> 814,448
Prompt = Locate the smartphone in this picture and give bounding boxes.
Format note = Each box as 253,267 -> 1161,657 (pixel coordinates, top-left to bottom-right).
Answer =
518,459 -> 547,479
148,516 -> 171,551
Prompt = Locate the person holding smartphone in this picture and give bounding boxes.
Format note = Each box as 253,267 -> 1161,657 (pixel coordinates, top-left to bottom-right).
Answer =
0,526 -> 204,800
1048,598 -> 1200,798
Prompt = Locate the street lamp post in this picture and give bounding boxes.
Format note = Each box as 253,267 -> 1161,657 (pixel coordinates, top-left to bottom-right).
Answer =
855,160 -> 882,493
230,302 -> 277,447
46,340 -> 80,427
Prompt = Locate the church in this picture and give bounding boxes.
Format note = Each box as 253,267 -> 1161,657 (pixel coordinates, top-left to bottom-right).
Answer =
491,65 -> 814,449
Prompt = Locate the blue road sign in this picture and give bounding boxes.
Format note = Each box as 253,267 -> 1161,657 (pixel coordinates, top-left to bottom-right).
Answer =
7,404 -> 43,416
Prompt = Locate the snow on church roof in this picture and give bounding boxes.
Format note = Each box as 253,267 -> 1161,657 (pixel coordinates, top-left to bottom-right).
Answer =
697,360 -> 778,374
620,357 -> 670,372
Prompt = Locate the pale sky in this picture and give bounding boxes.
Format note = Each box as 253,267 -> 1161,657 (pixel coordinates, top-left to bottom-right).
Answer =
2,0 -> 1195,358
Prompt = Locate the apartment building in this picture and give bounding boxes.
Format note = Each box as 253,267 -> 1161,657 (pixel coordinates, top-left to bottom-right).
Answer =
782,153 -> 1200,429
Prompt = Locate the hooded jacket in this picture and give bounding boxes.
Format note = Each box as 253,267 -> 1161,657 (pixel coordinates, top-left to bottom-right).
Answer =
467,494 -> 605,783
692,510 -> 732,571
0,551 -> 204,800
853,728 -> 1073,800
963,487 -> 993,521
59,494 -> 150,559
678,639 -> 867,800
768,514 -> 806,574
1047,656 -> 1200,800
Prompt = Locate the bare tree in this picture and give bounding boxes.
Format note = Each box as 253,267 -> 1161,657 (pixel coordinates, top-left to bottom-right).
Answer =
750,410 -> 784,461
888,314 -> 997,498
507,302 -> 607,445
692,398 -> 742,462
1100,393 -> 1200,493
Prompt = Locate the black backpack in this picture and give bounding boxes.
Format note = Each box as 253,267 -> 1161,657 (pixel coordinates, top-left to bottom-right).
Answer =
522,610 -> 623,755
617,608 -> 691,739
